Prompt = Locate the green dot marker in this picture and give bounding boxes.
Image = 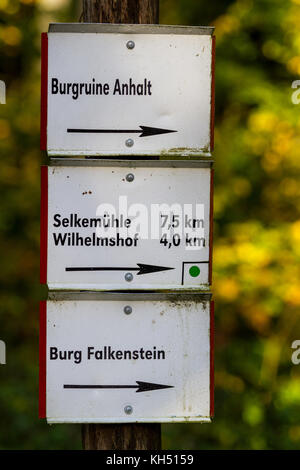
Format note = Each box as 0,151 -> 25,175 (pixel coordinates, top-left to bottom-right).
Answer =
189,265 -> 200,277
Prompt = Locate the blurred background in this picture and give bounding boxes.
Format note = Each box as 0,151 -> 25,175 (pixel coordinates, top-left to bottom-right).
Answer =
0,0 -> 300,450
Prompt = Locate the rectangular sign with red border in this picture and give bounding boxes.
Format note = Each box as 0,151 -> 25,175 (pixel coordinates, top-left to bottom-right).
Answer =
39,293 -> 214,423
40,161 -> 213,291
41,23 -> 215,157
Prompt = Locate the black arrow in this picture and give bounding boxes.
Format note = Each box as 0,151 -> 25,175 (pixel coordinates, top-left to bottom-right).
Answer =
64,381 -> 174,393
65,263 -> 174,276
67,125 -> 177,138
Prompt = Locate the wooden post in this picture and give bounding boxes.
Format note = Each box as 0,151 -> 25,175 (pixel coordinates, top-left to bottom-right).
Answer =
81,0 -> 161,450
82,0 -> 159,24
82,423 -> 161,450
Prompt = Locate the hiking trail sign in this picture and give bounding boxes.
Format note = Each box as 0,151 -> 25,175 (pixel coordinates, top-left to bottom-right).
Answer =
40,161 -> 213,291
41,23 -> 215,157
39,293 -> 214,423
39,20 -> 216,428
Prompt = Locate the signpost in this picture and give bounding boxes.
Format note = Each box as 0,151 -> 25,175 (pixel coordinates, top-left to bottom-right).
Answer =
41,24 -> 215,157
39,294 -> 213,424
39,0 -> 215,451
41,161 -> 213,291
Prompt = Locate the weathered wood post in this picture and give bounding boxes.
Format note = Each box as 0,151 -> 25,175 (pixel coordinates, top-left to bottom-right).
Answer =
81,0 -> 161,451
82,0 -> 159,24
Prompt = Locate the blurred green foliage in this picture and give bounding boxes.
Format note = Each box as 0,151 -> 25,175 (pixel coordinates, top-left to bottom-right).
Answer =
0,0 -> 299,449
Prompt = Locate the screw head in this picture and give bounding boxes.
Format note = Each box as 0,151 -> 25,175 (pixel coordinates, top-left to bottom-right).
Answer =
126,173 -> 134,182
124,305 -> 132,315
125,138 -> 134,148
124,405 -> 133,415
126,40 -> 135,50
125,272 -> 133,282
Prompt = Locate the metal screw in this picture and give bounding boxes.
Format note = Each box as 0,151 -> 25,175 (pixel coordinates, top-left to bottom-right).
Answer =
126,173 -> 134,182
124,305 -> 132,315
126,40 -> 135,50
125,138 -> 134,148
124,405 -> 133,415
125,272 -> 133,282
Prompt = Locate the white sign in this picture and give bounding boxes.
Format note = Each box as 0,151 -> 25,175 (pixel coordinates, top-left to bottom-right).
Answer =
41,162 -> 213,291
39,294 -> 213,423
41,24 -> 215,157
